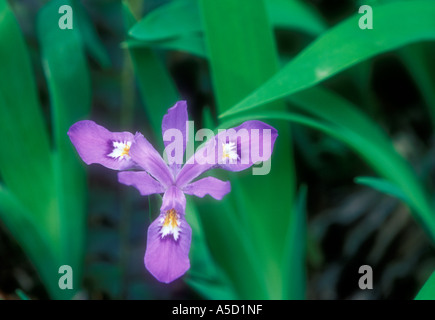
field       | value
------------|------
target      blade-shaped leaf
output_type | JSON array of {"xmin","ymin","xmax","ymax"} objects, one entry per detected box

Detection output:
[
  {"xmin": 127, "ymin": 0, "xmax": 326, "ymax": 53},
  {"xmin": 283, "ymin": 185, "xmax": 307, "ymax": 300},
  {"xmin": 38, "ymin": 0, "xmax": 92, "ymax": 296},
  {"xmin": 355, "ymin": 177, "xmax": 413, "ymax": 209},
  {"xmin": 0, "ymin": 186, "xmax": 59, "ymax": 298},
  {"xmin": 0, "ymin": 0, "xmax": 55, "ymax": 227},
  {"xmin": 220, "ymin": 0, "xmax": 435, "ymax": 118},
  {"xmin": 199, "ymin": 0, "xmax": 296, "ymax": 299},
  {"xmin": 415, "ymin": 271, "xmax": 435, "ymax": 300}
]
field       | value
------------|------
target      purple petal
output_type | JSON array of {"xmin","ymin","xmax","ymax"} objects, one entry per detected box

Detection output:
[
  {"xmin": 67, "ymin": 120, "xmax": 135, "ymax": 170},
  {"xmin": 118, "ymin": 171, "xmax": 166, "ymax": 196},
  {"xmin": 176, "ymin": 120, "xmax": 278, "ymax": 187},
  {"xmin": 162, "ymin": 101, "xmax": 188, "ymax": 176},
  {"xmin": 144, "ymin": 186, "xmax": 191, "ymax": 283},
  {"xmin": 183, "ymin": 177, "xmax": 231, "ymax": 200},
  {"xmin": 145, "ymin": 215, "xmax": 191, "ymax": 284},
  {"xmin": 129, "ymin": 133, "xmax": 174, "ymax": 188},
  {"xmin": 161, "ymin": 185, "xmax": 186, "ymax": 214}
]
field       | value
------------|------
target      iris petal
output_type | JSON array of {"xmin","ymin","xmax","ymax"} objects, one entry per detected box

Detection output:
[
  {"xmin": 129, "ymin": 133, "xmax": 174, "ymax": 187},
  {"xmin": 118, "ymin": 171, "xmax": 166, "ymax": 196},
  {"xmin": 162, "ymin": 101, "xmax": 188, "ymax": 176},
  {"xmin": 145, "ymin": 185, "xmax": 190, "ymax": 283},
  {"xmin": 68, "ymin": 120, "xmax": 135, "ymax": 170},
  {"xmin": 144, "ymin": 214, "xmax": 191, "ymax": 284},
  {"xmin": 183, "ymin": 176, "xmax": 231, "ymax": 200},
  {"xmin": 176, "ymin": 120, "xmax": 278, "ymax": 187}
]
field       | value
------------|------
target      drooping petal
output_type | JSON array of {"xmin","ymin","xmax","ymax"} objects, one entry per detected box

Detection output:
[
  {"xmin": 162, "ymin": 101, "xmax": 188, "ymax": 176},
  {"xmin": 176, "ymin": 120, "xmax": 278, "ymax": 187},
  {"xmin": 145, "ymin": 214, "xmax": 192, "ymax": 284},
  {"xmin": 68, "ymin": 120, "xmax": 135, "ymax": 170},
  {"xmin": 118, "ymin": 171, "xmax": 166, "ymax": 196},
  {"xmin": 144, "ymin": 185, "xmax": 191, "ymax": 283},
  {"xmin": 183, "ymin": 177, "xmax": 231, "ymax": 200},
  {"xmin": 129, "ymin": 133, "xmax": 174, "ymax": 188}
]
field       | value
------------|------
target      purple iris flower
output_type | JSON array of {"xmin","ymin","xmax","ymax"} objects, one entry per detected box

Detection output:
[{"xmin": 68, "ymin": 101, "xmax": 277, "ymax": 283}]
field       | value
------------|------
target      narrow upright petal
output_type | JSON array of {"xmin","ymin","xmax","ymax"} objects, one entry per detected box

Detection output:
[
  {"xmin": 183, "ymin": 177, "xmax": 231, "ymax": 200},
  {"xmin": 162, "ymin": 101, "xmax": 188, "ymax": 176},
  {"xmin": 176, "ymin": 120, "xmax": 278, "ymax": 187},
  {"xmin": 161, "ymin": 185, "xmax": 186, "ymax": 214},
  {"xmin": 118, "ymin": 171, "xmax": 166, "ymax": 196},
  {"xmin": 68, "ymin": 120, "xmax": 135, "ymax": 170},
  {"xmin": 144, "ymin": 185, "xmax": 191, "ymax": 283},
  {"xmin": 129, "ymin": 133, "xmax": 174, "ymax": 188}
]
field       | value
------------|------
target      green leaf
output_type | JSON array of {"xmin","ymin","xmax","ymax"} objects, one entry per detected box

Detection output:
[
  {"xmin": 399, "ymin": 44, "xmax": 435, "ymax": 128},
  {"xmin": 200, "ymin": 0, "xmax": 296, "ymax": 299},
  {"xmin": 0, "ymin": 186, "xmax": 59, "ymax": 298},
  {"xmin": 267, "ymin": 0, "xmax": 326, "ymax": 36},
  {"xmin": 123, "ymin": 35, "xmax": 207, "ymax": 58},
  {"xmin": 355, "ymin": 177, "xmax": 413, "ymax": 209},
  {"xmin": 129, "ymin": 0, "xmax": 201, "ymax": 41},
  {"xmin": 37, "ymin": 0, "xmax": 92, "ymax": 297},
  {"xmin": 220, "ymin": 0, "xmax": 435, "ymax": 118},
  {"xmin": 15, "ymin": 289, "xmax": 31, "ymax": 300},
  {"xmin": 129, "ymin": 0, "xmax": 325, "ymax": 44},
  {"xmin": 185, "ymin": 199, "xmax": 238, "ymax": 300},
  {"xmin": 415, "ymin": 271, "xmax": 435, "ymax": 300},
  {"xmin": 0, "ymin": 0, "xmax": 54, "ymax": 226},
  {"xmin": 283, "ymin": 185, "xmax": 307, "ymax": 300}
]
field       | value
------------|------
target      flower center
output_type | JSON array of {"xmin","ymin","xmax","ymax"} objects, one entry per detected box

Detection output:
[
  {"xmin": 108, "ymin": 141, "xmax": 131, "ymax": 160},
  {"xmin": 160, "ymin": 209, "xmax": 181, "ymax": 240},
  {"xmin": 222, "ymin": 142, "xmax": 239, "ymax": 163}
]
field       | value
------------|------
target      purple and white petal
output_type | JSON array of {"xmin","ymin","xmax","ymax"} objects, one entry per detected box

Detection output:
[
  {"xmin": 68, "ymin": 120, "xmax": 135, "ymax": 170},
  {"xmin": 183, "ymin": 177, "xmax": 231, "ymax": 200},
  {"xmin": 176, "ymin": 121, "xmax": 278, "ymax": 187},
  {"xmin": 118, "ymin": 171, "xmax": 166, "ymax": 196},
  {"xmin": 144, "ymin": 186, "xmax": 191, "ymax": 284},
  {"xmin": 129, "ymin": 133, "xmax": 174, "ymax": 188},
  {"xmin": 162, "ymin": 101, "xmax": 188, "ymax": 176},
  {"xmin": 145, "ymin": 213, "xmax": 191, "ymax": 284}
]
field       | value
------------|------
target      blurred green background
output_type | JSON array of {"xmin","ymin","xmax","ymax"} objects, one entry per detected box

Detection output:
[{"xmin": 1, "ymin": 0, "xmax": 435, "ymax": 300}]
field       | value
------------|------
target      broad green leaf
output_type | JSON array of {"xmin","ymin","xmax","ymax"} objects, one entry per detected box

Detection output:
[
  {"xmin": 268, "ymin": 0, "xmax": 326, "ymax": 35},
  {"xmin": 129, "ymin": 0, "xmax": 201, "ymax": 41},
  {"xmin": 355, "ymin": 177, "xmax": 413, "ymax": 209},
  {"xmin": 200, "ymin": 0, "xmax": 296, "ymax": 299},
  {"xmin": 283, "ymin": 185, "xmax": 307, "ymax": 299},
  {"xmin": 0, "ymin": 0, "xmax": 54, "ymax": 226},
  {"xmin": 220, "ymin": 0, "xmax": 435, "ymax": 118},
  {"xmin": 129, "ymin": 0, "xmax": 325, "ymax": 43},
  {"xmin": 415, "ymin": 271, "xmax": 435, "ymax": 300},
  {"xmin": 38, "ymin": 0, "xmax": 92, "ymax": 297}
]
